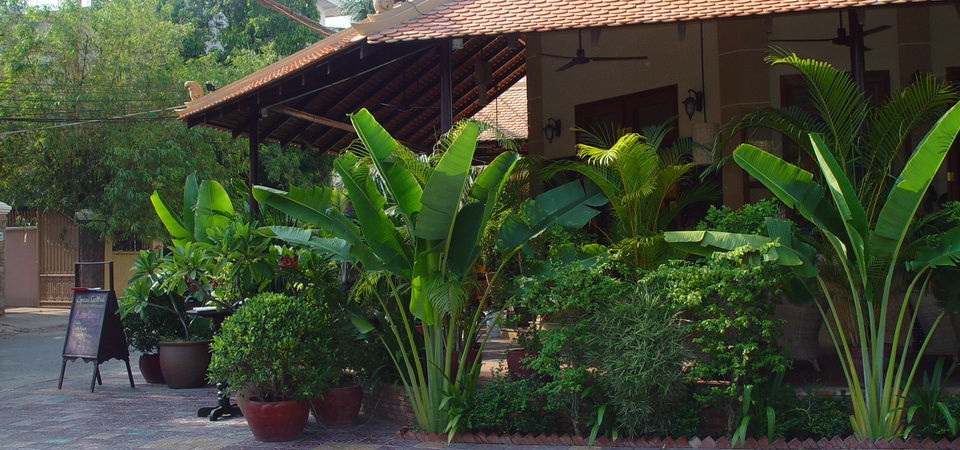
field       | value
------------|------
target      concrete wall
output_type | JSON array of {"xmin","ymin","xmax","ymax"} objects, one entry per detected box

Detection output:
[
  {"xmin": 4, "ymin": 227, "xmax": 39, "ymax": 307},
  {"xmin": 103, "ymin": 242, "xmax": 142, "ymax": 296}
]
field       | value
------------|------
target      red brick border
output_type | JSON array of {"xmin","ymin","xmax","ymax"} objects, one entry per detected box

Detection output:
[{"xmin": 397, "ymin": 428, "xmax": 960, "ymax": 449}]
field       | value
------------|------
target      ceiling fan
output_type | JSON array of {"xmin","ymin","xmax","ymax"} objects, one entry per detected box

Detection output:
[
  {"xmin": 770, "ymin": 10, "xmax": 890, "ymax": 51},
  {"xmin": 540, "ymin": 29, "xmax": 648, "ymax": 72}
]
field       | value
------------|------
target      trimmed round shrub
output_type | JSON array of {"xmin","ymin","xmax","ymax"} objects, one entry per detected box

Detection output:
[{"xmin": 208, "ymin": 292, "xmax": 339, "ymax": 401}]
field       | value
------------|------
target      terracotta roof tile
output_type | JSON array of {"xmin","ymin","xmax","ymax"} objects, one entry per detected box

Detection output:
[
  {"xmin": 368, "ymin": 0, "xmax": 931, "ymax": 43},
  {"xmin": 473, "ymin": 81, "xmax": 527, "ymax": 141},
  {"xmin": 178, "ymin": 29, "xmax": 361, "ymax": 119}
]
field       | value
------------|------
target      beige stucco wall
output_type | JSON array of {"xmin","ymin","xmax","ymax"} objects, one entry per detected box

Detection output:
[
  {"xmin": 527, "ymin": 3, "xmax": 960, "ymax": 165},
  {"xmin": 532, "ymin": 20, "xmax": 721, "ymax": 159},
  {"xmin": 103, "ymin": 242, "xmax": 142, "ymax": 296}
]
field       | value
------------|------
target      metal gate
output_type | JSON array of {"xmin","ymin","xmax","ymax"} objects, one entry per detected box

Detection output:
[{"xmin": 38, "ymin": 212, "xmax": 79, "ymax": 307}]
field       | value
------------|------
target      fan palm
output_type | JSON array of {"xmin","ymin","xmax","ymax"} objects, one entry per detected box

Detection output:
[{"xmin": 548, "ymin": 123, "xmax": 717, "ymax": 268}]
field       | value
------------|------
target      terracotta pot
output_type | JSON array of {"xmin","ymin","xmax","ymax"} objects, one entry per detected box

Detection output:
[
  {"xmin": 244, "ymin": 398, "xmax": 309, "ymax": 442},
  {"xmin": 138, "ymin": 353, "xmax": 165, "ymax": 384},
  {"xmin": 507, "ymin": 348, "xmax": 536, "ymax": 380},
  {"xmin": 449, "ymin": 343, "xmax": 481, "ymax": 381},
  {"xmin": 310, "ymin": 385, "xmax": 363, "ymax": 426},
  {"xmin": 158, "ymin": 340, "xmax": 211, "ymax": 389}
]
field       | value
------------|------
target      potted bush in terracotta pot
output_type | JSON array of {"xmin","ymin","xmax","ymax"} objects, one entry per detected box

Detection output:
[
  {"xmin": 118, "ymin": 266, "xmax": 184, "ymax": 385},
  {"xmin": 209, "ymin": 293, "xmax": 338, "ymax": 442}
]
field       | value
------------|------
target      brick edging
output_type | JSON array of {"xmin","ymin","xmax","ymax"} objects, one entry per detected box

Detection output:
[{"xmin": 397, "ymin": 428, "xmax": 960, "ymax": 448}]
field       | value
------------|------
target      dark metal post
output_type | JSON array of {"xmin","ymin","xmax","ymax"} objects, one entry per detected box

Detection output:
[
  {"xmin": 848, "ymin": 8, "xmax": 866, "ymax": 92},
  {"xmin": 248, "ymin": 115, "xmax": 260, "ymax": 219},
  {"xmin": 439, "ymin": 39, "xmax": 453, "ymax": 133}
]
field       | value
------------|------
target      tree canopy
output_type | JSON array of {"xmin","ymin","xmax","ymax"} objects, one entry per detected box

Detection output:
[{"xmin": 0, "ymin": 0, "xmax": 332, "ymax": 241}]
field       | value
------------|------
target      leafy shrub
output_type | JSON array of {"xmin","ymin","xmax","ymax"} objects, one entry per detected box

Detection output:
[
  {"xmin": 118, "ymin": 281, "xmax": 183, "ymax": 353},
  {"xmin": 583, "ymin": 292, "xmax": 692, "ymax": 436},
  {"xmin": 696, "ymin": 198, "xmax": 782, "ymax": 235},
  {"xmin": 515, "ymin": 253, "xmax": 630, "ymax": 434},
  {"xmin": 209, "ymin": 292, "xmax": 339, "ymax": 401},
  {"xmin": 465, "ymin": 376, "xmax": 557, "ymax": 434},
  {"xmin": 779, "ymin": 394, "xmax": 852, "ymax": 439},
  {"xmin": 644, "ymin": 246, "xmax": 789, "ymax": 410}
]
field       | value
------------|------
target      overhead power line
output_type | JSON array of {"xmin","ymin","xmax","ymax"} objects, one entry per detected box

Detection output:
[{"xmin": 0, "ymin": 106, "xmax": 181, "ymax": 138}]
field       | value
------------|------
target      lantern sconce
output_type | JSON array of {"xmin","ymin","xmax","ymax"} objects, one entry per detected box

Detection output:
[
  {"xmin": 543, "ymin": 118, "xmax": 562, "ymax": 143},
  {"xmin": 682, "ymin": 89, "xmax": 704, "ymax": 120}
]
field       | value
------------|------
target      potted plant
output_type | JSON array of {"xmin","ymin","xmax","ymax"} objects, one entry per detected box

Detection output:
[
  {"xmin": 118, "ymin": 269, "xmax": 184, "ymax": 384},
  {"xmin": 123, "ymin": 246, "xmax": 215, "ymax": 388},
  {"xmin": 209, "ymin": 292, "xmax": 338, "ymax": 442}
]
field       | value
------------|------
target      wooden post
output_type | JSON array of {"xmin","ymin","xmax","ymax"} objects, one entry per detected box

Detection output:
[
  {"xmin": 439, "ymin": 39, "xmax": 453, "ymax": 133},
  {"xmin": 248, "ymin": 115, "xmax": 260, "ymax": 219},
  {"xmin": 848, "ymin": 8, "xmax": 866, "ymax": 92}
]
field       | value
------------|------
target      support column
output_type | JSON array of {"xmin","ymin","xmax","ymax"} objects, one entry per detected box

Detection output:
[
  {"xmin": 896, "ymin": 5, "xmax": 931, "ymax": 88},
  {"xmin": 848, "ymin": 8, "xmax": 867, "ymax": 92},
  {"xmin": 716, "ymin": 16, "xmax": 771, "ymax": 208},
  {"xmin": 439, "ymin": 39, "xmax": 453, "ymax": 133},
  {"xmin": 525, "ymin": 32, "xmax": 545, "ymax": 159},
  {"xmin": 0, "ymin": 202, "xmax": 8, "ymax": 316},
  {"xmin": 248, "ymin": 115, "xmax": 261, "ymax": 219}
]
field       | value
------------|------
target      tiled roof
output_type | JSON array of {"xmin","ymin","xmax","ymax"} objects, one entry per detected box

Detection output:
[
  {"xmin": 474, "ymin": 80, "xmax": 527, "ymax": 141},
  {"xmin": 178, "ymin": 29, "xmax": 361, "ymax": 118},
  {"xmin": 366, "ymin": 0, "xmax": 931, "ymax": 43}
]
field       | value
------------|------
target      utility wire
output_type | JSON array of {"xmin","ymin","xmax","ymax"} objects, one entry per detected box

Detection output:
[{"xmin": 0, "ymin": 106, "xmax": 181, "ymax": 137}]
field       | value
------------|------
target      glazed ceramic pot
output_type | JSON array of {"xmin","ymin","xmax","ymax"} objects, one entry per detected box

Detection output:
[
  {"xmin": 158, "ymin": 340, "xmax": 211, "ymax": 389},
  {"xmin": 310, "ymin": 385, "xmax": 363, "ymax": 426},
  {"xmin": 138, "ymin": 353, "xmax": 165, "ymax": 384},
  {"xmin": 244, "ymin": 399, "xmax": 310, "ymax": 442}
]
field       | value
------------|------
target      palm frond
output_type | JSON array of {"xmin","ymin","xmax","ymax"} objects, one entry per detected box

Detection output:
[
  {"xmin": 575, "ymin": 122, "xmax": 629, "ymax": 148},
  {"xmin": 859, "ymin": 74, "xmax": 958, "ymax": 218},
  {"xmin": 767, "ymin": 50, "xmax": 869, "ymax": 166}
]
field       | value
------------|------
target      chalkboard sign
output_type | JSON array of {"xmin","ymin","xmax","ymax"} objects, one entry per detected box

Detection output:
[
  {"xmin": 63, "ymin": 290, "xmax": 110, "ymax": 358},
  {"xmin": 58, "ymin": 261, "xmax": 135, "ymax": 392}
]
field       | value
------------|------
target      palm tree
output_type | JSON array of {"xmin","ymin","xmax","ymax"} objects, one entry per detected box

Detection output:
[
  {"xmin": 548, "ymin": 122, "xmax": 717, "ymax": 268},
  {"xmin": 336, "ymin": 0, "xmax": 374, "ymax": 22},
  {"xmin": 717, "ymin": 50, "xmax": 957, "ymax": 223}
]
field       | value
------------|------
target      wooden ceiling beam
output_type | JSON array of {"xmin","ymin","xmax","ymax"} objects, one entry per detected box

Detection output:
[
  {"xmin": 270, "ymin": 105, "xmax": 355, "ymax": 132},
  {"xmin": 409, "ymin": 46, "xmax": 525, "ymax": 145},
  {"xmin": 394, "ymin": 37, "xmax": 511, "ymax": 143}
]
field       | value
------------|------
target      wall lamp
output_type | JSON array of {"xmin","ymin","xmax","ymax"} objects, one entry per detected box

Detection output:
[
  {"xmin": 682, "ymin": 89, "xmax": 704, "ymax": 120},
  {"xmin": 543, "ymin": 118, "xmax": 562, "ymax": 143}
]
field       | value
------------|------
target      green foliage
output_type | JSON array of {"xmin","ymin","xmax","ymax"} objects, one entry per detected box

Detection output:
[
  {"xmin": 697, "ymin": 199, "xmax": 782, "ymax": 235},
  {"xmin": 119, "ymin": 248, "xmax": 192, "ymax": 340},
  {"xmin": 338, "ymin": 0, "xmax": 374, "ymax": 22},
  {"xmin": 464, "ymin": 376, "xmax": 558, "ymax": 435},
  {"xmin": 906, "ymin": 359, "xmax": 958, "ymax": 439},
  {"xmin": 644, "ymin": 247, "xmax": 789, "ymax": 404},
  {"xmin": 582, "ymin": 292, "xmax": 692, "ymax": 437},
  {"xmin": 118, "ymin": 275, "xmax": 184, "ymax": 353},
  {"xmin": 208, "ymin": 292, "xmax": 339, "ymax": 401},
  {"xmin": 162, "ymin": 0, "xmax": 321, "ymax": 59},
  {"xmin": 778, "ymin": 394, "xmax": 852, "ymax": 439},
  {"xmin": 717, "ymin": 101, "xmax": 960, "ymax": 439},
  {"xmin": 254, "ymin": 110, "xmax": 607, "ymax": 433},
  {"xmin": 548, "ymin": 122, "xmax": 718, "ymax": 268},
  {"xmin": 0, "ymin": 1, "xmax": 330, "ymax": 243}
]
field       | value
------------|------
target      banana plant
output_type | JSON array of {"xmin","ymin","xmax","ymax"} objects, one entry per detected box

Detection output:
[
  {"xmin": 253, "ymin": 108, "xmax": 608, "ymax": 433},
  {"xmin": 666, "ymin": 102, "xmax": 960, "ymax": 439},
  {"xmin": 150, "ymin": 173, "xmax": 235, "ymax": 245}
]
